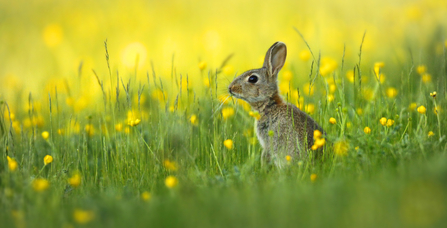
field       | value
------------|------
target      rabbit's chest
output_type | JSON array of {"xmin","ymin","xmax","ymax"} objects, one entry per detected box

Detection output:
[{"xmin": 256, "ymin": 115, "xmax": 293, "ymax": 149}]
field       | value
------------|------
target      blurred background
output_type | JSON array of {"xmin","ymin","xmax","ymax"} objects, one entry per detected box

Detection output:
[{"xmin": 1, "ymin": 0, "xmax": 446, "ymax": 105}]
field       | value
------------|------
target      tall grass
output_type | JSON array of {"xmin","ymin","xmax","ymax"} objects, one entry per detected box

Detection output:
[{"xmin": 1, "ymin": 37, "xmax": 447, "ymax": 228}]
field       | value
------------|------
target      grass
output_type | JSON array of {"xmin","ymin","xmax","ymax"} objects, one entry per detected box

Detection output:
[{"xmin": 1, "ymin": 37, "xmax": 447, "ymax": 228}]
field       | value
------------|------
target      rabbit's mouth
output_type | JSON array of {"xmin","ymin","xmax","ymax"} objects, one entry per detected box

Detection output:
[{"xmin": 228, "ymin": 87, "xmax": 242, "ymax": 99}]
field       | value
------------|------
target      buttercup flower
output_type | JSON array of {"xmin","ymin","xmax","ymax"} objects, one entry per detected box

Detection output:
[
  {"xmin": 163, "ymin": 160, "xmax": 178, "ymax": 171},
  {"xmin": 7, "ymin": 156, "xmax": 18, "ymax": 171},
  {"xmin": 221, "ymin": 107, "xmax": 235, "ymax": 120},
  {"xmin": 364, "ymin": 127, "xmax": 371, "ymax": 134},
  {"xmin": 44, "ymin": 155, "xmax": 53, "ymax": 165},
  {"xmin": 42, "ymin": 131, "xmax": 49, "ymax": 140},
  {"xmin": 416, "ymin": 65, "xmax": 426, "ymax": 74},
  {"xmin": 334, "ymin": 140, "xmax": 349, "ymax": 157},
  {"xmin": 417, "ymin": 106, "xmax": 426, "ymax": 114},
  {"xmin": 313, "ymin": 130, "xmax": 322, "ymax": 139},
  {"xmin": 329, "ymin": 117, "xmax": 336, "ymax": 124},
  {"xmin": 165, "ymin": 176, "xmax": 178, "ymax": 188},
  {"xmin": 310, "ymin": 174, "xmax": 317, "ymax": 182},
  {"xmin": 223, "ymin": 139, "xmax": 233, "ymax": 150},
  {"xmin": 73, "ymin": 209, "xmax": 95, "ymax": 224},
  {"xmin": 430, "ymin": 91, "xmax": 437, "ymax": 98},
  {"xmin": 249, "ymin": 111, "xmax": 261, "ymax": 120},
  {"xmin": 386, "ymin": 119, "xmax": 394, "ymax": 127},
  {"xmin": 190, "ymin": 114, "xmax": 198, "ymax": 125},
  {"xmin": 198, "ymin": 61, "xmax": 207, "ymax": 70},
  {"xmin": 32, "ymin": 178, "xmax": 49, "ymax": 192},
  {"xmin": 68, "ymin": 174, "xmax": 81, "ymax": 188},
  {"xmin": 380, "ymin": 117, "xmax": 387, "ymax": 126},
  {"xmin": 141, "ymin": 191, "xmax": 151, "ymax": 201}
]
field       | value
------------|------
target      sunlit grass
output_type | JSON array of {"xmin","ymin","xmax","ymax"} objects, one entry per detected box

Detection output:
[{"xmin": 1, "ymin": 0, "xmax": 447, "ymax": 227}]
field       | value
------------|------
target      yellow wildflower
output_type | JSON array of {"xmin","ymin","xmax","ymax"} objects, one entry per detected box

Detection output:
[
  {"xmin": 57, "ymin": 129, "xmax": 65, "ymax": 135},
  {"xmin": 85, "ymin": 124, "xmax": 94, "ymax": 136},
  {"xmin": 315, "ymin": 138, "xmax": 326, "ymax": 148},
  {"xmin": 249, "ymin": 137, "xmax": 257, "ymax": 145},
  {"xmin": 32, "ymin": 178, "xmax": 49, "ymax": 192},
  {"xmin": 329, "ymin": 84, "xmax": 337, "ymax": 94},
  {"xmin": 42, "ymin": 131, "xmax": 50, "ymax": 140},
  {"xmin": 417, "ymin": 106, "xmax": 426, "ymax": 114},
  {"xmin": 68, "ymin": 174, "xmax": 81, "ymax": 188},
  {"xmin": 249, "ymin": 111, "xmax": 261, "ymax": 120},
  {"xmin": 356, "ymin": 108, "xmax": 363, "ymax": 115},
  {"xmin": 141, "ymin": 191, "xmax": 151, "ymax": 201},
  {"xmin": 223, "ymin": 139, "xmax": 233, "ymax": 150},
  {"xmin": 299, "ymin": 50, "xmax": 311, "ymax": 61},
  {"xmin": 305, "ymin": 104, "xmax": 315, "ymax": 114},
  {"xmin": 285, "ymin": 155, "xmax": 292, "ymax": 162},
  {"xmin": 434, "ymin": 106, "xmax": 440, "ymax": 114},
  {"xmin": 128, "ymin": 118, "xmax": 141, "ymax": 127},
  {"xmin": 221, "ymin": 107, "xmax": 235, "ymax": 120},
  {"xmin": 329, "ymin": 117, "xmax": 336, "ymax": 125},
  {"xmin": 311, "ymin": 145, "xmax": 318, "ymax": 151},
  {"xmin": 282, "ymin": 70, "xmax": 293, "ymax": 81},
  {"xmin": 364, "ymin": 127, "xmax": 371, "ymax": 134},
  {"xmin": 7, "ymin": 156, "xmax": 18, "ymax": 172},
  {"xmin": 386, "ymin": 87, "xmax": 398, "ymax": 98},
  {"xmin": 223, "ymin": 65, "xmax": 234, "ymax": 75},
  {"xmin": 334, "ymin": 140, "xmax": 349, "ymax": 157},
  {"xmin": 165, "ymin": 176, "xmax": 178, "ymax": 188},
  {"xmin": 421, "ymin": 73, "xmax": 431, "ymax": 83},
  {"xmin": 346, "ymin": 70, "xmax": 355, "ymax": 83},
  {"xmin": 416, "ymin": 65, "xmax": 426, "ymax": 75},
  {"xmin": 203, "ymin": 78, "xmax": 210, "ymax": 87},
  {"xmin": 375, "ymin": 73, "xmax": 386, "ymax": 84},
  {"xmin": 73, "ymin": 209, "xmax": 95, "ymax": 224},
  {"xmin": 409, "ymin": 103, "xmax": 417, "ymax": 111},
  {"xmin": 428, "ymin": 131, "xmax": 435, "ymax": 137},
  {"xmin": 218, "ymin": 95, "xmax": 231, "ymax": 104},
  {"xmin": 43, "ymin": 23, "xmax": 63, "ymax": 47},
  {"xmin": 430, "ymin": 91, "xmax": 437, "ymax": 98},
  {"xmin": 190, "ymin": 114, "xmax": 198, "ymax": 125},
  {"xmin": 43, "ymin": 155, "xmax": 53, "ymax": 165},
  {"xmin": 310, "ymin": 174, "xmax": 317, "ymax": 182},
  {"xmin": 279, "ymin": 82, "xmax": 290, "ymax": 94},
  {"xmin": 151, "ymin": 89, "xmax": 165, "ymax": 101},
  {"xmin": 380, "ymin": 117, "xmax": 387, "ymax": 126},
  {"xmin": 115, "ymin": 123, "xmax": 123, "ymax": 132},
  {"xmin": 163, "ymin": 160, "xmax": 178, "ymax": 171},
  {"xmin": 303, "ymin": 83, "xmax": 315, "ymax": 96},
  {"xmin": 313, "ymin": 130, "xmax": 322, "ymax": 139},
  {"xmin": 319, "ymin": 57, "xmax": 338, "ymax": 76},
  {"xmin": 198, "ymin": 61, "xmax": 207, "ymax": 70},
  {"xmin": 386, "ymin": 119, "xmax": 395, "ymax": 127},
  {"xmin": 374, "ymin": 62, "xmax": 385, "ymax": 75},
  {"xmin": 362, "ymin": 88, "xmax": 375, "ymax": 101}
]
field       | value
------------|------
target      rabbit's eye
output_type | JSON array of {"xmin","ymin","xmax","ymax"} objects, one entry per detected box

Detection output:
[{"xmin": 248, "ymin": 75, "xmax": 258, "ymax": 83}]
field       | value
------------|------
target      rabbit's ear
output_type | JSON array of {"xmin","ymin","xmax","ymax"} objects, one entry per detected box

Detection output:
[{"xmin": 263, "ymin": 42, "xmax": 287, "ymax": 78}]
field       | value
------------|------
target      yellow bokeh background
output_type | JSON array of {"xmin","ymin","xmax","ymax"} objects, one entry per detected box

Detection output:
[{"xmin": 1, "ymin": 0, "xmax": 446, "ymax": 104}]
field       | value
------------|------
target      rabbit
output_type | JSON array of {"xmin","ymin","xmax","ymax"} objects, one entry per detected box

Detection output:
[{"xmin": 228, "ymin": 41, "xmax": 324, "ymax": 165}]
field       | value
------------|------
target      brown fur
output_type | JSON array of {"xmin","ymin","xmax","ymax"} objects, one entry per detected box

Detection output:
[{"xmin": 228, "ymin": 42, "xmax": 324, "ymax": 166}]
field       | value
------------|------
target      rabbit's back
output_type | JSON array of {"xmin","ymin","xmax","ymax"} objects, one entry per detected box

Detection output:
[{"xmin": 256, "ymin": 102, "xmax": 322, "ymax": 158}]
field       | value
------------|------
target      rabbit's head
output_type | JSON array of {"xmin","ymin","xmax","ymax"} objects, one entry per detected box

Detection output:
[{"xmin": 228, "ymin": 42, "xmax": 287, "ymax": 104}]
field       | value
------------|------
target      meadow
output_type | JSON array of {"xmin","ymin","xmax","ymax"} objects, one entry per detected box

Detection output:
[{"xmin": 1, "ymin": 0, "xmax": 447, "ymax": 227}]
